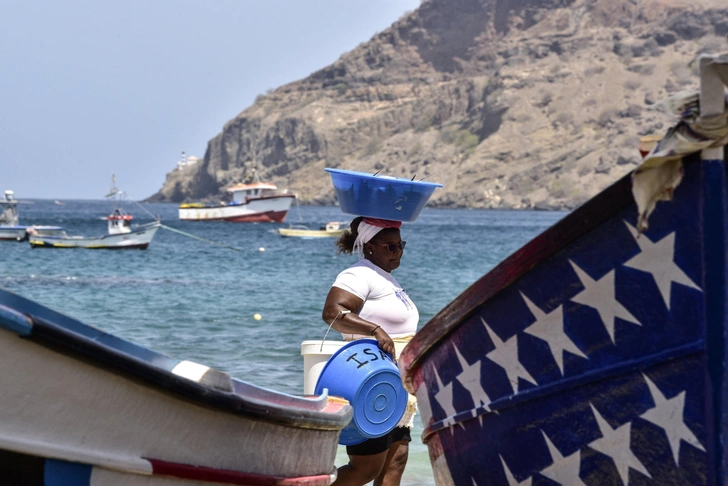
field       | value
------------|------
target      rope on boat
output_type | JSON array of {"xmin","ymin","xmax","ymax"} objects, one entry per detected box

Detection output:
[
  {"xmin": 159, "ymin": 224, "xmax": 243, "ymax": 252},
  {"xmin": 125, "ymin": 195, "xmax": 243, "ymax": 252}
]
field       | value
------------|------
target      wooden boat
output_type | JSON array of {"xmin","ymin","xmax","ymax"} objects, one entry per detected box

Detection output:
[
  {"xmin": 278, "ymin": 221, "xmax": 349, "ymax": 238},
  {"xmin": 399, "ymin": 53, "xmax": 728, "ymax": 485},
  {"xmin": 0, "ymin": 190, "xmax": 64, "ymax": 241},
  {"xmin": 30, "ymin": 178, "xmax": 160, "ymax": 250},
  {"xmin": 0, "ymin": 286, "xmax": 352, "ymax": 485},
  {"xmin": 29, "ymin": 208, "xmax": 160, "ymax": 249},
  {"xmin": 179, "ymin": 171, "xmax": 295, "ymax": 223}
]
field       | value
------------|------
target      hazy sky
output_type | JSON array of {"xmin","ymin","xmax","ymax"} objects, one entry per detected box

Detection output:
[{"xmin": 1, "ymin": 0, "xmax": 420, "ymax": 200}]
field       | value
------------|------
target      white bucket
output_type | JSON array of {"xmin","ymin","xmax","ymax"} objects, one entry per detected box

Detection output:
[{"xmin": 301, "ymin": 340, "xmax": 346, "ymax": 395}]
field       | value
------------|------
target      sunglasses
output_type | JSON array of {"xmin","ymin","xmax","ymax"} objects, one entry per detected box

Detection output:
[{"xmin": 372, "ymin": 241, "xmax": 407, "ymax": 252}]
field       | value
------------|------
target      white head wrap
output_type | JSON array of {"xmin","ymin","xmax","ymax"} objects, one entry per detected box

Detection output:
[{"xmin": 353, "ymin": 221, "xmax": 384, "ymax": 260}]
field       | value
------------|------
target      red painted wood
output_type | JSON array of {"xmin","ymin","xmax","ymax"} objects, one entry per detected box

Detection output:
[{"xmin": 148, "ymin": 458, "xmax": 334, "ymax": 486}]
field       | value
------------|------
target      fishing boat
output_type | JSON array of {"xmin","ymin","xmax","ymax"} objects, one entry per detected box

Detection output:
[
  {"xmin": 29, "ymin": 177, "xmax": 161, "ymax": 250},
  {"xmin": 0, "ymin": 190, "xmax": 64, "ymax": 241},
  {"xmin": 29, "ymin": 208, "xmax": 161, "ymax": 250},
  {"xmin": 179, "ymin": 170, "xmax": 296, "ymax": 223},
  {"xmin": 0, "ymin": 286, "xmax": 352, "ymax": 485},
  {"xmin": 399, "ymin": 53, "xmax": 728, "ymax": 485},
  {"xmin": 278, "ymin": 221, "xmax": 349, "ymax": 238}
]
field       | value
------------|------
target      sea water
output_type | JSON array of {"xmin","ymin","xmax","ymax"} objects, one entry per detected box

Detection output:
[{"xmin": 0, "ymin": 199, "xmax": 567, "ymax": 485}]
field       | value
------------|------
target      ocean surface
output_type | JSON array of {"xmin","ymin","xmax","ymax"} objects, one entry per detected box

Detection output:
[{"xmin": 0, "ymin": 199, "xmax": 567, "ymax": 485}]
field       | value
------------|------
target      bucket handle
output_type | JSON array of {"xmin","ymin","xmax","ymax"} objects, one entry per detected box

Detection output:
[{"xmin": 320, "ymin": 310, "xmax": 351, "ymax": 352}]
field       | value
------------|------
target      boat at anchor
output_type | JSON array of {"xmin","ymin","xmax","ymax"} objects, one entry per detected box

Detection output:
[
  {"xmin": 29, "ymin": 178, "xmax": 160, "ymax": 250},
  {"xmin": 0, "ymin": 190, "xmax": 64, "ymax": 242},
  {"xmin": 179, "ymin": 171, "xmax": 295, "ymax": 223},
  {"xmin": 278, "ymin": 221, "xmax": 349, "ymax": 238},
  {"xmin": 29, "ymin": 208, "xmax": 160, "ymax": 250}
]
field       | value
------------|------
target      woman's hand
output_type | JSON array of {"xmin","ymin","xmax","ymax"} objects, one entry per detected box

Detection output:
[{"xmin": 372, "ymin": 327, "xmax": 396, "ymax": 360}]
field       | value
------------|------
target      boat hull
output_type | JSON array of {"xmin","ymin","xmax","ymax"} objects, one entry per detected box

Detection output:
[
  {"xmin": 179, "ymin": 195, "xmax": 295, "ymax": 223},
  {"xmin": 0, "ymin": 226, "xmax": 28, "ymax": 241},
  {"xmin": 400, "ymin": 153, "xmax": 723, "ymax": 485},
  {"xmin": 29, "ymin": 223, "xmax": 160, "ymax": 249},
  {"xmin": 0, "ymin": 287, "xmax": 352, "ymax": 485},
  {"xmin": 278, "ymin": 228, "xmax": 347, "ymax": 238},
  {"xmin": 0, "ymin": 449, "xmax": 338, "ymax": 486}
]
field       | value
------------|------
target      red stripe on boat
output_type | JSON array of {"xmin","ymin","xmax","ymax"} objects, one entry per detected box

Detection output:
[{"xmin": 147, "ymin": 458, "xmax": 334, "ymax": 486}]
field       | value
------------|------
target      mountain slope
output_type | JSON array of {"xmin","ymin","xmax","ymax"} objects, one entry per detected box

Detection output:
[{"xmin": 148, "ymin": 0, "xmax": 728, "ymax": 210}]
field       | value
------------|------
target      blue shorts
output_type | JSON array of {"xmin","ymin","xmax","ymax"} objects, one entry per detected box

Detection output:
[{"xmin": 346, "ymin": 426, "xmax": 412, "ymax": 456}]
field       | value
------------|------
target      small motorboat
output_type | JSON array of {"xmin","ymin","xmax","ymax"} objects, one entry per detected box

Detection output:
[
  {"xmin": 278, "ymin": 221, "xmax": 349, "ymax": 238},
  {"xmin": 29, "ymin": 177, "xmax": 160, "ymax": 250},
  {"xmin": 0, "ymin": 286, "xmax": 352, "ymax": 484},
  {"xmin": 0, "ymin": 190, "xmax": 64, "ymax": 241},
  {"xmin": 29, "ymin": 208, "xmax": 160, "ymax": 250}
]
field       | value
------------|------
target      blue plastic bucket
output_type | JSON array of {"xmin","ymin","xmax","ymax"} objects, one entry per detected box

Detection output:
[
  {"xmin": 314, "ymin": 339, "xmax": 408, "ymax": 445},
  {"xmin": 325, "ymin": 168, "xmax": 442, "ymax": 222}
]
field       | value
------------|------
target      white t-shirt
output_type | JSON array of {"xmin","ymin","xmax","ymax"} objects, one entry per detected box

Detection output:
[{"xmin": 332, "ymin": 259, "xmax": 419, "ymax": 339}]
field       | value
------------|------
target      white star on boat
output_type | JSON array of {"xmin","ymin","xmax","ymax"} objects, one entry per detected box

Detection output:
[
  {"xmin": 521, "ymin": 292, "xmax": 587, "ymax": 375},
  {"xmin": 433, "ymin": 366, "xmax": 459, "ymax": 433},
  {"xmin": 588, "ymin": 403, "xmax": 651, "ymax": 484},
  {"xmin": 500, "ymin": 455, "xmax": 532, "ymax": 486},
  {"xmin": 453, "ymin": 345, "xmax": 491, "ymax": 425},
  {"xmin": 569, "ymin": 260, "xmax": 641, "ymax": 343},
  {"xmin": 539, "ymin": 431, "xmax": 586, "ymax": 485},
  {"xmin": 482, "ymin": 317, "xmax": 537, "ymax": 392},
  {"xmin": 640, "ymin": 374, "xmax": 705, "ymax": 465},
  {"xmin": 623, "ymin": 222, "xmax": 701, "ymax": 310}
]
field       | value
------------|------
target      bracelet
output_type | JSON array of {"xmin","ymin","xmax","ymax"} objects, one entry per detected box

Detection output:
[{"xmin": 370, "ymin": 326, "xmax": 381, "ymax": 335}]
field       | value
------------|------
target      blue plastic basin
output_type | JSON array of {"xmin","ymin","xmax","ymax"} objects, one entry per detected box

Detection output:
[
  {"xmin": 325, "ymin": 168, "xmax": 442, "ymax": 222},
  {"xmin": 314, "ymin": 339, "xmax": 408, "ymax": 445}
]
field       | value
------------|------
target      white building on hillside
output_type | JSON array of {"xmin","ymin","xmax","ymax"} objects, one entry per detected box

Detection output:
[{"xmin": 176, "ymin": 151, "xmax": 200, "ymax": 171}]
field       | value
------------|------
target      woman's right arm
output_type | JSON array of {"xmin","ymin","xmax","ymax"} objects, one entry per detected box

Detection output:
[{"xmin": 322, "ymin": 287, "xmax": 395, "ymax": 356}]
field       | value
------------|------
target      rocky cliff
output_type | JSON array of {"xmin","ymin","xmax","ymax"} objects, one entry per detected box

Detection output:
[{"xmin": 148, "ymin": 0, "xmax": 728, "ymax": 210}]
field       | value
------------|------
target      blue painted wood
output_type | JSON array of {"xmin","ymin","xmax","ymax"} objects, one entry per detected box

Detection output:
[
  {"xmin": 702, "ymin": 158, "xmax": 728, "ymax": 486},
  {"xmin": 405, "ymin": 154, "xmax": 724, "ymax": 484},
  {"xmin": 44, "ymin": 459, "xmax": 91, "ymax": 485},
  {"xmin": 0, "ymin": 303, "xmax": 32, "ymax": 336}
]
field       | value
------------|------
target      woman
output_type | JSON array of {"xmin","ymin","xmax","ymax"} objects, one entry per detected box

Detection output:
[{"xmin": 322, "ymin": 216, "xmax": 418, "ymax": 486}]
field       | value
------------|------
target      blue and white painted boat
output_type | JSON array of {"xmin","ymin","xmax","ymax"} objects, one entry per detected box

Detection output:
[
  {"xmin": 179, "ymin": 170, "xmax": 295, "ymax": 223},
  {"xmin": 0, "ymin": 287, "xmax": 352, "ymax": 485},
  {"xmin": 399, "ymin": 53, "xmax": 728, "ymax": 485},
  {"xmin": 0, "ymin": 190, "xmax": 63, "ymax": 241},
  {"xmin": 29, "ymin": 208, "xmax": 161, "ymax": 250},
  {"xmin": 29, "ymin": 179, "xmax": 159, "ymax": 250}
]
